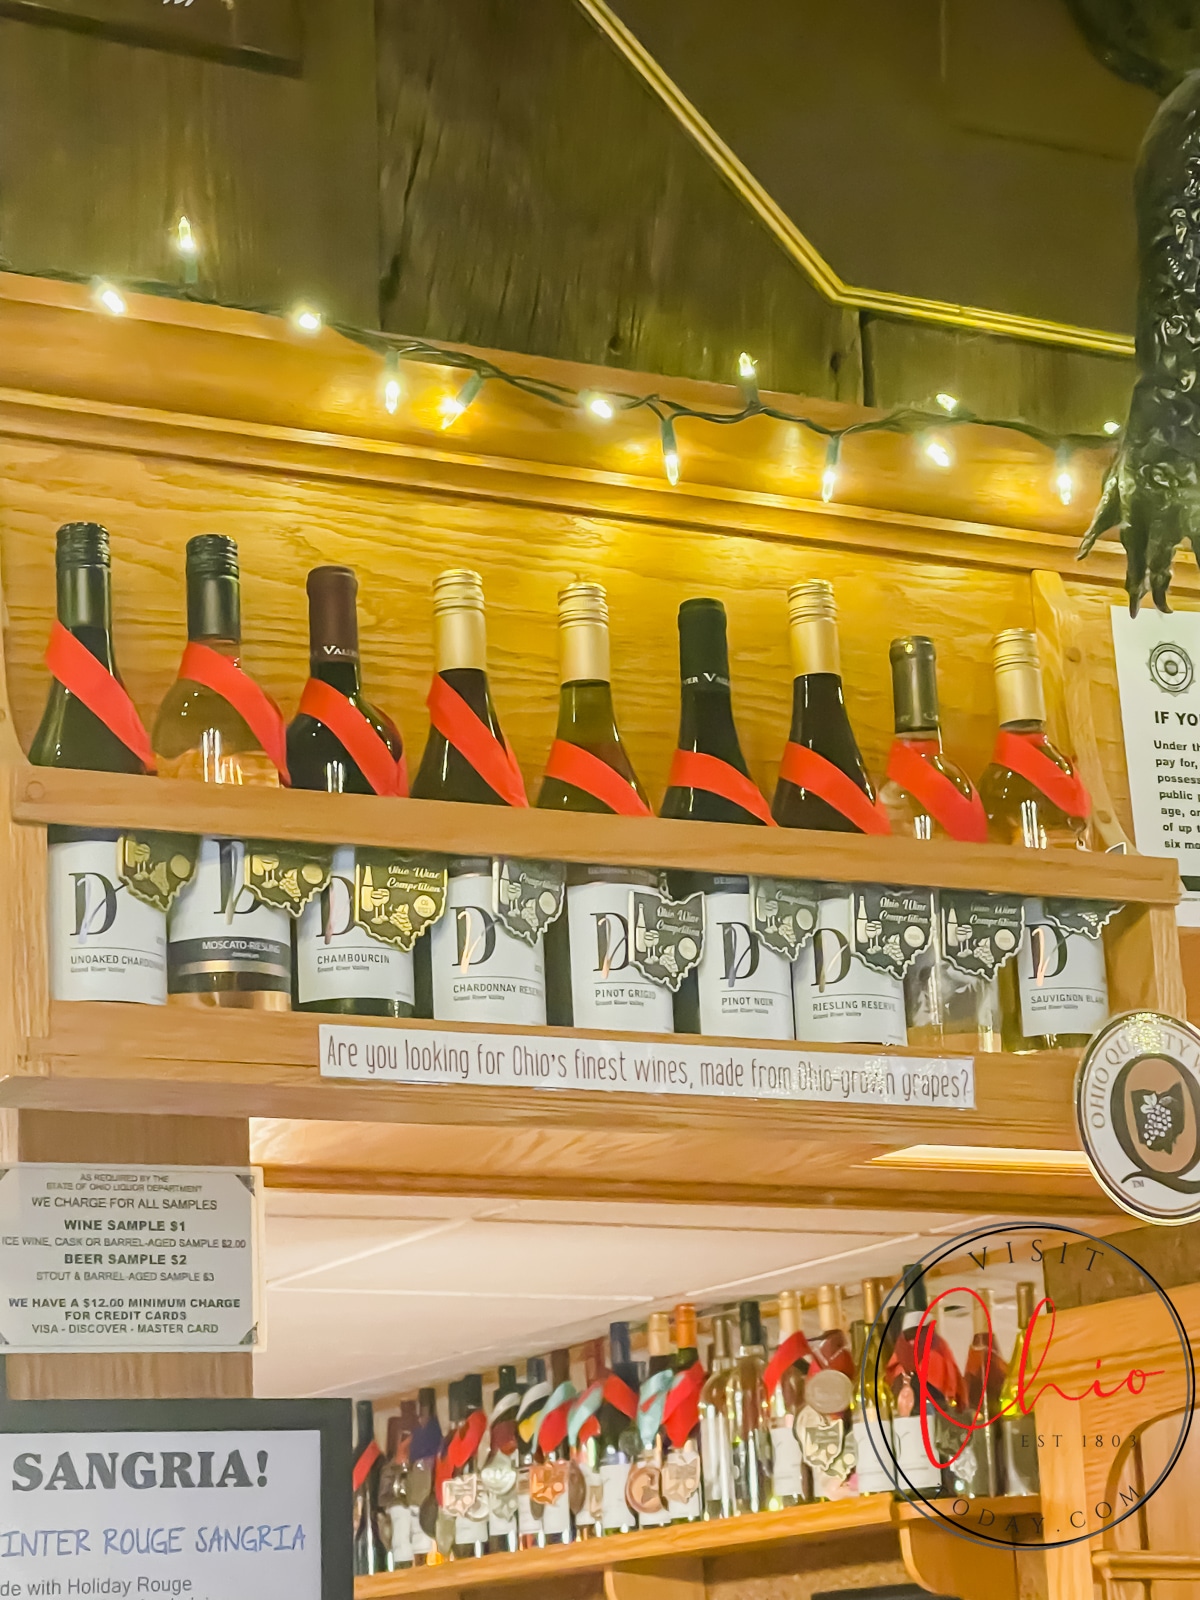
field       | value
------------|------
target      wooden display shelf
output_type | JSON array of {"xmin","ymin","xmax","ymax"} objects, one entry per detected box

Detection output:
[
  {"xmin": 353, "ymin": 1496, "xmax": 1043, "ymax": 1599},
  {"xmin": 11, "ymin": 764, "xmax": 1179, "ymax": 902}
]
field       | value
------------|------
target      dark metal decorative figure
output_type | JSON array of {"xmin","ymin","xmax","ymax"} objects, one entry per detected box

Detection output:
[{"xmin": 1079, "ymin": 69, "xmax": 1200, "ymax": 612}]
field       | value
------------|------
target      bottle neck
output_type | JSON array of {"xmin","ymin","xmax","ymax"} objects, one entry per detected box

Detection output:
[
  {"xmin": 788, "ymin": 672, "xmax": 851, "ymax": 739},
  {"xmin": 678, "ymin": 682, "xmax": 742, "ymax": 758},
  {"xmin": 57, "ymin": 564, "xmax": 115, "ymax": 668},
  {"xmin": 559, "ymin": 619, "xmax": 610, "ymax": 685},
  {"xmin": 555, "ymin": 679, "xmax": 620, "ymax": 741},
  {"xmin": 999, "ymin": 716, "xmax": 1046, "ymax": 735},
  {"xmin": 309, "ymin": 654, "xmax": 362, "ymax": 695},
  {"xmin": 187, "ymin": 572, "xmax": 241, "ymax": 645},
  {"xmin": 435, "ymin": 608, "xmax": 486, "ymax": 673}
]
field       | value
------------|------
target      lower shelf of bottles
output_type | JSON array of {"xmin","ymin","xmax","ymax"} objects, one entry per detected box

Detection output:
[{"xmin": 353, "ymin": 1495, "xmax": 1042, "ymax": 1596}]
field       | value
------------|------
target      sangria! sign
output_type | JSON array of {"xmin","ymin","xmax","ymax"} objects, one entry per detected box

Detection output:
[{"xmin": 863, "ymin": 1223, "xmax": 1194, "ymax": 1550}]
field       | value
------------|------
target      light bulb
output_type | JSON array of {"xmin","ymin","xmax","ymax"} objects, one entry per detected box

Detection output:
[
  {"xmin": 1103, "ymin": 419, "xmax": 1121, "ymax": 435},
  {"xmin": 821, "ymin": 465, "xmax": 837, "ymax": 503},
  {"xmin": 660, "ymin": 416, "xmax": 681, "ymax": 486},
  {"xmin": 585, "ymin": 393, "xmax": 614, "ymax": 420},
  {"xmin": 925, "ymin": 438, "xmax": 952, "ymax": 468},
  {"xmin": 1057, "ymin": 469, "xmax": 1073, "ymax": 506},
  {"xmin": 935, "ymin": 392, "xmax": 958, "ymax": 413},
  {"xmin": 440, "ymin": 371, "xmax": 483, "ymax": 427},
  {"xmin": 94, "ymin": 282, "xmax": 126, "ymax": 316},
  {"xmin": 738, "ymin": 352, "xmax": 757, "ymax": 380},
  {"xmin": 291, "ymin": 305, "xmax": 322, "ymax": 334},
  {"xmin": 175, "ymin": 216, "xmax": 198, "ymax": 257},
  {"xmin": 384, "ymin": 377, "xmax": 402, "ymax": 415}
]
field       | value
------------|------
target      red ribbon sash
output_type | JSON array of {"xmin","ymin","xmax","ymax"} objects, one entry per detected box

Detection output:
[
  {"xmin": 667, "ymin": 749, "xmax": 776, "ymax": 826},
  {"xmin": 887, "ymin": 1327, "xmax": 966, "ymax": 1410},
  {"xmin": 777, "ymin": 743, "xmax": 890, "ymax": 835},
  {"xmin": 297, "ymin": 677, "xmax": 408, "ymax": 797},
  {"xmin": 427, "ymin": 675, "xmax": 527, "ymax": 808},
  {"xmin": 885, "ymin": 739, "xmax": 987, "ymax": 844},
  {"xmin": 662, "ymin": 1362, "xmax": 708, "ymax": 1448},
  {"xmin": 993, "ymin": 730, "xmax": 1091, "ymax": 820},
  {"xmin": 543, "ymin": 739, "xmax": 651, "ymax": 816},
  {"xmin": 602, "ymin": 1373, "xmax": 639, "ymax": 1419},
  {"xmin": 177, "ymin": 641, "xmax": 290, "ymax": 784},
  {"xmin": 351, "ymin": 1439, "xmax": 382, "ymax": 1492},
  {"xmin": 45, "ymin": 621, "xmax": 155, "ymax": 771},
  {"xmin": 536, "ymin": 1397, "xmax": 574, "ymax": 1455},
  {"xmin": 764, "ymin": 1329, "xmax": 815, "ymax": 1398},
  {"xmin": 435, "ymin": 1409, "xmax": 488, "ymax": 1493}
]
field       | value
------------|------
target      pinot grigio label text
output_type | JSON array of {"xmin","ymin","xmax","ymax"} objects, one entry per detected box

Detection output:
[
  {"xmin": 319, "ymin": 1024, "xmax": 974, "ymax": 1109},
  {"xmin": 0, "ymin": 1164, "xmax": 262, "ymax": 1352}
]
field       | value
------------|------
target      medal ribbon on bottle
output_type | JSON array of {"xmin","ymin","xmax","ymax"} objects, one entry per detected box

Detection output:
[
  {"xmin": 764, "ymin": 1328, "xmax": 815, "ymax": 1399},
  {"xmin": 661, "ymin": 1363, "xmax": 708, "ymax": 1450},
  {"xmin": 44, "ymin": 620, "xmax": 156, "ymax": 771},
  {"xmin": 885, "ymin": 1322, "xmax": 967, "ymax": 1410},
  {"xmin": 885, "ymin": 738, "xmax": 988, "ymax": 843},
  {"xmin": 603, "ymin": 1371, "xmax": 640, "ymax": 1418},
  {"xmin": 297, "ymin": 677, "xmax": 408, "ymax": 797},
  {"xmin": 352, "ymin": 1437, "xmax": 382, "ymax": 1493},
  {"xmin": 667, "ymin": 749, "xmax": 776, "ymax": 825},
  {"xmin": 535, "ymin": 1380, "xmax": 578, "ymax": 1455},
  {"xmin": 778, "ymin": 743, "xmax": 890, "ymax": 834},
  {"xmin": 635, "ymin": 1369, "xmax": 676, "ymax": 1451},
  {"xmin": 515, "ymin": 1380, "xmax": 552, "ymax": 1445},
  {"xmin": 427, "ymin": 675, "xmax": 527, "ymax": 807},
  {"xmin": 543, "ymin": 739, "xmax": 651, "ymax": 816},
  {"xmin": 435, "ymin": 1408, "xmax": 488, "ymax": 1495},
  {"xmin": 176, "ymin": 641, "xmax": 290, "ymax": 784},
  {"xmin": 567, "ymin": 1379, "xmax": 606, "ymax": 1447},
  {"xmin": 992, "ymin": 730, "xmax": 1092, "ymax": 819}
]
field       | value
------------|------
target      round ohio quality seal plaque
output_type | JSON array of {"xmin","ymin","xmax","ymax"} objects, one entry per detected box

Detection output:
[{"xmin": 1076, "ymin": 1010, "xmax": 1200, "ymax": 1223}]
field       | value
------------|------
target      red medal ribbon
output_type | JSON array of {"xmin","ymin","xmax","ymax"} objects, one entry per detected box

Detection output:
[
  {"xmin": 297, "ymin": 677, "xmax": 408, "ymax": 797},
  {"xmin": 778, "ymin": 743, "xmax": 889, "ymax": 835},
  {"xmin": 426, "ymin": 675, "xmax": 527, "ymax": 808},
  {"xmin": 662, "ymin": 1362, "xmax": 708, "ymax": 1448},
  {"xmin": 543, "ymin": 739, "xmax": 651, "ymax": 816},
  {"xmin": 602, "ymin": 1372, "xmax": 639, "ymax": 1418},
  {"xmin": 885, "ymin": 739, "xmax": 987, "ymax": 844},
  {"xmin": 993, "ymin": 730, "xmax": 1091, "ymax": 820},
  {"xmin": 44, "ymin": 621, "xmax": 155, "ymax": 772},
  {"xmin": 177, "ymin": 641, "xmax": 290, "ymax": 784},
  {"xmin": 886, "ymin": 1327, "xmax": 966, "ymax": 1410},
  {"xmin": 667, "ymin": 749, "xmax": 776, "ymax": 826},
  {"xmin": 536, "ymin": 1397, "xmax": 574, "ymax": 1455},
  {"xmin": 764, "ymin": 1329, "xmax": 815, "ymax": 1398},
  {"xmin": 435, "ymin": 1408, "xmax": 488, "ymax": 1493},
  {"xmin": 351, "ymin": 1439, "xmax": 382, "ymax": 1492}
]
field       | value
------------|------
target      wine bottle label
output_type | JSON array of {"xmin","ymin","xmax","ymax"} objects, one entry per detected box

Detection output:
[
  {"xmin": 296, "ymin": 847, "xmax": 415, "ymax": 1006},
  {"xmin": 599, "ymin": 1461, "xmax": 635, "ymax": 1530},
  {"xmin": 628, "ymin": 889, "xmax": 705, "ymax": 991},
  {"xmin": 890, "ymin": 1415, "xmax": 942, "ymax": 1490},
  {"xmin": 851, "ymin": 885, "xmax": 934, "ymax": 980},
  {"xmin": 409, "ymin": 1506, "xmax": 433, "ymax": 1557},
  {"xmin": 48, "ymin": 837, "xmax": 168, "ymax": 1005},
  {"xmin": 1041, "ymin": 896, "xmax": 1121, "ymax": 939},
  {"xmin": 488, "ymin": 1505, "xmax": 518, "ymax": 1539},
  {"xmin": 999, "ymin": 1414, "xmax": 1040, "ymax": 1495},
  {"xmin": 664, "ymin": 1445, "xmax": 702, "ymax": 1520},
  {"xmin": 454, "ymin": 1515, "xmax": 481, "ymax": 1547},
  {"xmin": 769, "ymin": 1423, "xmax": 805, "ymax": 1498},
  {"xmin": 700, "ymin": 1410, "xmax": 735, "ymax": 1512},
  {"xmin": 541, "ymin": 1485, "xmax": 571, "ymax": 1537},
  {"xmin": 791, "ymin": 892, "xmax": 907, "ymax": 1046},
  {"xmin": 515, "ymin": 1486, "xmax": 538, "ymax": 1538},
  {"xmin": 696, "ymin": 886, "xmax": 794, "ymax": 1040},
  {"xmin": 566, "ymin": 880, "xmax": 675, "ymax": 1030},
  {"xmin": 1017, "ymin": 897, "xmax": 1109, "ymax": 1038},
  {"xmin": 167, "ymin": 837, "xmax": 291, "ymax": 993},
  {"xmin": 852, "ymin": 1415, "xmax": 897, "ymax": 1494},
  {"xmin": 429, "ymin": 871, "xmax": 546, "ymax": 1025},
  {"xmin": 388, "ymin": 1505, "xmax": 413, "ymax": 1565}
]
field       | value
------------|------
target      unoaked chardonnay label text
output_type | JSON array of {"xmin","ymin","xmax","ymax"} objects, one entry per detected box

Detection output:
[
  {"xmin": 296, "ymin": 846, "xmax": 415, "ymax": 1007},
  {"xmin": 695, "ymin": 881, "xmax": 793, "ymax": 1040},
  {"xmin": 48, "ymin": 837, "xmax": 167, "ymax": 1004},
  {"xmin": 429, "ymin": 871, "xmax": 546, "ymax": 1025}
]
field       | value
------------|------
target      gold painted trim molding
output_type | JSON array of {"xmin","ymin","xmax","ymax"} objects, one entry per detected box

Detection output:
[{"xmin": 574, "ymin": 0, "xmax": 1135, "ymax": 359}]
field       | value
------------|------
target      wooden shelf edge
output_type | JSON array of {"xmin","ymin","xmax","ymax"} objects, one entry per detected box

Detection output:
[{"xmin": 10, "ymin": 765, "xmax": 1179, "ymax": 904}]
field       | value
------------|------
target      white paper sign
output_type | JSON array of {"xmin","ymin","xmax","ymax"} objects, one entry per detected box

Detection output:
[
  {"xmin": 319, "ymin": 1024, "xmax": 974, "ymax": 1109},
  {"xmin": 1111, "ymin": 605, "xmax": 1200, "ymax": 923},
  {"xmin": 0, "ymin": 1428, "xmax": 320, "ymax": 1599},
  {"xmin": 0, "ymin": 1166, "xmax": 262, "ymax": 1353}
]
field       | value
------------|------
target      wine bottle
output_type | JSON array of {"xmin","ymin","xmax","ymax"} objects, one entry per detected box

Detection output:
[
  {"xmin": 661, "ymin": 598, "xmax": 792, "ymax": 1039},
  {"xmin": 888, "ymin": 1265, "xmax": 949, "ymax": 1498},
  {"xmin": 663, "ymin": 1304, "xmax": 705, "ymax": 1523},
  {"xmin": 378, "ymin": 1402, "xmax": 418, "ymax": 1571},
  {"xmin": 534, "ymin": 1348, "xmax": 576, "ymax": 1545},
  {"xmin": 154, "ymin": 535, "xmax": 291, "ymax": 1008},
  {"xmin": 632, "ymin": 1312, "xmax": 675, "ymax": 1529},
  {"xmin": 486, "ymin": 1365, "xmax": 522, "ymax": 1554},
  {"xmin": 569, "ymin": 1339, "xmax": 606, "ymax": 1540},
  {"xmin": 850, "ymin": 1277, "xmax": 897, "ymax": 1496},
  {"xmin": 944, "ymin": 1288, "xmax": 1003, "ymax": 1497},
  {"xmin": 878, "ymin": 636, "xmax": 1000, "ymax": 1052},
  {"xmin": 597, "ymin": 1322, "xmax": 640, "ymax": 1534},
  {"xmin": 777, "ymin": 583, "xmax": 907, "ymax": 1046},
  {"xmin": 353, "ymin": 1400, "xmax": 385, "ymax": 1576},
  {"xmin": 765, "ymin": 1290, "xmax": 808, "ymax": 1508},
  {"xmin": 289, "ymin": 565, "xmax": 413, "ymax": 1016},
  {"xmin": 998, "ymin": 1281, "xmax": 1041, "ymax": 1495},
  {"xmin": 699, "ymin": 1315, "xmax": 737, "ymax": 1520},
  {"xmin": 515, "ymin": 1356, "xmax": 550, "ymax": 1550},
  {"xmin": 539, "ymin": 582, "xmax": 671, "ymax": 1032},
  {"xmin": 978, "ymin": 630, "xmax": 1109, "ymax": 1049},
  {"xmin": 802, "ymin": 1285, "xmax": 857, "ymax": 1501},
  {"xmin": 33, "ymin": 522, "xmax": 167, "ymax": 1005},
  {"xmin": 409, "ymin": 1386, "xmax": 443, "ymax": 1567},
  {"xmin": 725, "ymin": 1300, "xmax": 773, "ymax": 1514},
  {"xmin": 452, "ymin": 1374, "xmax": 488, "ymax": 1559},
  {"xmin": 412, "ymin": 570, "xmax": 545, "ymax": 1025}
]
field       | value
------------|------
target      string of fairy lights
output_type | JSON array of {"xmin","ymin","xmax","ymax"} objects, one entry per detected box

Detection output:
[{"xmin": 42, "ymin": 215, "xmax": 1123, "ymax": 507}]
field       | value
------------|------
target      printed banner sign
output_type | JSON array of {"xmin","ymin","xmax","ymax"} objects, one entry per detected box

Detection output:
[
  {"xmin": 0, "ymin": 1397, "xmax": 349, "ymax": 1600},
  {"xmin": 320, "ymin": 1024, "xmax": 974, "ymax": 1109},
  {"xmin": 0, "ymin": 1165, "xmax": 262, "ymax": 1352}
]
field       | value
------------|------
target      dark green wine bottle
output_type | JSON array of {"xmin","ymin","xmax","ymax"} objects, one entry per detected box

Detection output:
[
  {"xmin": 288, "ymin": 566, "xmax": 413, "ymax": 1018},
  {"xmin": 34, "ymin": 523, "xmax": 167, "ymax": 1005}
]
